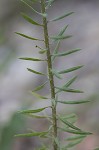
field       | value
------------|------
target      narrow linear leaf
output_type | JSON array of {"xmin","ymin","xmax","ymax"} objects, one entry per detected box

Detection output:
[
  {"xmin": 25, "ymin": 113, "xmax": 51, "ymax": 119},
  {"xmin": 31, "ymin": 91, "xmax": 48, "ymax": 99},
  {"xmin": 63, "ymin": 139, "xmax": 83, "ymax": 149},
  {"xmin": 50, "ymin": 35, "xmax": 72, "ymax": 40},
  {"xmin": 59, "ymin": 117, "xmax": 81, "ymax": 131},
  {"xmin": 32, "ymin": 81, "xmax": 48, "ymax": 92},
  {"xmin": 51, "ymin": 69, "xmax": 62, "ymax": 79},
  {"xmin": 55, "ymin": 86, "xmax": 84, "ymax": 93},
  {"xmin": 59, "ymin": 127, "xmax": 92, "ymax": 135},
  {"xmin": 15, "ymin": 131, "xmax": 48, "ymax": 137},
  {"xmin": 49, "ymin": 12, "xmax": 74, "ymax": 22},
  {"xmin": 52, "ymin": 49, "xmax": 81, "ymax": 57},
  {"xmin": 58, "ymin": 65, "xmax": 83, "ymax": 74},
  {"xmin": 56, "ymin": 76, "xmax": 77, "ymax": 94},
  {"xmin": 21, "ymin": 0, "xmax": 47, "ymax": 17},
  {"xmin": 66, "ymin": 117, "xmax": 77, "ymax": 125},
  {"xmin": 28, "ymin": 125, "xmax": 52, "ymax": 133},
  {"xmin": 27, "ymin": 68, "xmax": 45, "ymax": 75},
  {"xmin": 57, "ymin": 100, "xmax": 90, "ymax": 104},
  {"xmin": 52, "ymin": 25, "xmax": 69, "ymax": 42},
  {"xmin": 15, "ymin": 126, "xmax": 52, "ymax": 137},
  {"xmin": 62, "ymin": 113, "xmax": 77, "ymax": 120},
  {"xmin": 19, "ymin": 57, "xmax": 45, "ymax": 61},
  {"xmin": 15, "ymin": 32, "xmax": 43, "ymax": 41},
  {"xmin": 19, "ymin": 107, "xmax": 48, "ymax": 114},
  {"xmin": 21, "ymin": 13, "xmax": 43, "ymax": 26},
  {"xmin": 61, "ymin": 113, "xmax": 77, "ymax": 127},
  {"xmin": 51, "ymin": 25, "xmax": 68, "ymax": 61},
  {"xmin": 66, "ymin": 135, "xmax": 86, "ymax": 141},
  {"xmin": 58, "ymin": 25, "xmax": 69, "ymax": 36},
  {"xmin": 51, "ymin": 41, "xmax": 60, "ymax": 62},
  {"xmin": 64, "ymin": 76, "xmax": 77, "ymax": 88}
]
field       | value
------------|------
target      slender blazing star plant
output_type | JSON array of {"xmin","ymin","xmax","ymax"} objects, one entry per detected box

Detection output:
[{"xmin": 15, "ymin": 0, "xmax": 93, "ymax": 150}]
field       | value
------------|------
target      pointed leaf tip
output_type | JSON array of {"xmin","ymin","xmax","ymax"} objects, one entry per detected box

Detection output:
[
  {"xmin": 55, "ymin": 86, "xmax": 84, "ymax": 93},
  {"xmin": 50, "ymin": 35, "xmax": 72, "ymax": 40},
  {"xmin": 19, "ymin": 107, "xmax": 48, "ymax": 114},
  {"xmin": 19, "ymin": 57, "xmax": 45, "ymax": 61},
  {"xmin": 52, "ymin": 49, "xmax": 81, "ymax": 57},
  {"xmin": 15, "ymin": 131, "xmax": 48, "ymax": 137},
  {"xmin": 66, "ymin": 135, "xmax": 86, "ymax": 141},
  {"xmin": 31, "ymin": 91, "xmax": 48, "ymax": 99},
  {"xmin": 59, "ymin": 127, "xmax": 92, "ymax": 135},
  {"xmin": 15, "ymin": 32, "xmax": 43, "ymax": 41},
  {"xmin": 27, "ymin": 68, "xmax": 45, "ymax": 75},
  {"xmin": 21, "ymin": 13, "xmax": 43, "ymax": 26},
  {"xmin": 51, "ymin": 25, "xmax": 69, "ymax": 61},
  {"xmin": 58, "ymin": 65, "xmax": 84, "ymax": 74},
  {"xmin": 65, "ymin": 76, "xmax": 78, "ymax": 87},
  {"xmin": 21, "ymin": 0, "xmax": 47, "ymax": 17},
  {"xmin": 49, "ymin": 12, "xmax": 74, "ymax": 22},
  {"xmin": 63, "ymin": 138, "xmax": 84, "ymax": 149},
  {"xmin": 59, "ymin": 117, "xmax": 81, "ymax": 131},
  {"xmin": 32, "ymin": 81, "xmax": 48, "ymax": 92},
  {"xmin": 57, "ymin": 100, "xmax": 90, "ymax": 105}
]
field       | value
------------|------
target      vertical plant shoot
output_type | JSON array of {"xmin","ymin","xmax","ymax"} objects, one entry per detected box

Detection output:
[{"xmin": 15, "ymin": 0, "xmax": 92, "ymax": 150}]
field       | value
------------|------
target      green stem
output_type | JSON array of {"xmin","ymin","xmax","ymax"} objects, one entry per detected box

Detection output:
[{"xmin": 41, "ymin": 0, "xmax": 57, "ymax": 150}]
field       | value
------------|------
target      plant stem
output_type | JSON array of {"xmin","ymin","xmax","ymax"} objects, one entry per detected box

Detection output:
[{"xmin": 41, "ymin": 0, "xmax": 57, "ymax": 149}]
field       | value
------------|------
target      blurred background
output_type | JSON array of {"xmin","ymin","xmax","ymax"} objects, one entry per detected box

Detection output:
[{"xmin": 0, "ymin": 0, "xmax": 99, "ymax": 149}]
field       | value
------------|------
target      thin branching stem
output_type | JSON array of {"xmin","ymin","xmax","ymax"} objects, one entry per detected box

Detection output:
[{"xmin": 41, "ymin": 0, "xmax": 57, "ymax": 149}]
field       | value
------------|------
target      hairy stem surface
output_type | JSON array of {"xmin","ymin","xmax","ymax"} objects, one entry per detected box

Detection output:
[{"xmin": 41, "ymin": 0, "xmax": 57, "ymax": 149}]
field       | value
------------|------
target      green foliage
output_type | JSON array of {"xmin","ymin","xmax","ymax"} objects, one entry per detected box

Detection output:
[
  {"xmin": 55, "ymin": 86, "xmax": 83, "ymax": 93},
  {"xmin": 49, "ymin": 12, "xmax": 74, "ymax": 22},
  {"xmin": 31, "ymin": 91, "xmax": 48, "ymax": 99},
  {"xmin": 16, "ymin": 0, "xmax": 95, "ymax": 149},
  {"xmin": 19, "ymin": 57, "xmax": 45, "ymax": 61},
  {"xmin": 21, "ymin": 0, "xmax": 47, "ymax": 17},
  {"xmin": 15, "ymin": 130, "xmax": 49, "ymax": 137},
  {"xmin": 50, "ymin": 35, "xmax": 72, "ymax": 40},
  {"xmin": 57, "ymin": 99, "xmax": 90, "ymax": 105},
  {"xmin": 19, "ymin": 106, "xmax": 49, "ymax": 114},
  {"xmin": 32, "ymin": 81, "xmax": 48, "ymax": 92},
  {"xmin": 59, "ymin": 127, "xmax": 92, "ymax": 135},
  {"xmin": 27, "ymin": 68, "xmax": 45, "ymax": 75},
  {"xmin": 21, "ymin": 13, "xmax": 43, "ymax": 26},
  {"xmin": 15, "ymin": 32, "xmax": 43, "ymax": 41},
  {"xmin": 58, "ymin": 65, "xmax": 83, "ymax": 74},
  {"xmin": 59, "ymin": 116, "xmax": 81, "ymax": 131}
]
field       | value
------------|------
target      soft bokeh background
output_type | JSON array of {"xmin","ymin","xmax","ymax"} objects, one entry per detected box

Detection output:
[{"xmin": 0, "ymin": 0, "xmax": 99, "ymax": 149}]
